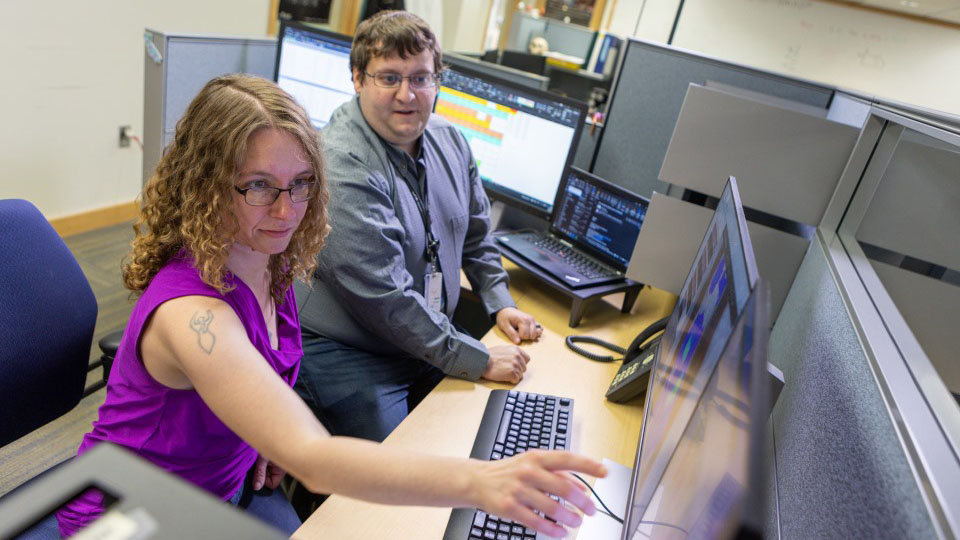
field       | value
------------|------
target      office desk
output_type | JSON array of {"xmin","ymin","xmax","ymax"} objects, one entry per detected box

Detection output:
[{"xmin": 295, "ymin": 262, "xmax": 676, "ymax": 539}]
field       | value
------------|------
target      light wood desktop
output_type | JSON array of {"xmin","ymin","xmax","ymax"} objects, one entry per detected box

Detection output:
[{"xmin": 295, "ymin": 261, "xmax": 677, "ymax": 539}]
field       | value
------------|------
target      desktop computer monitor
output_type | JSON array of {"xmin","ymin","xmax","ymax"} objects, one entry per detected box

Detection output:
[
  {"xmin": 274, "ymin": 20, "xmax": 355, "ymax": 129},
  {"xmin": 444, "ymin": 52, "xmax": 550, "ymax": 91},
  {"xmin": 620, "ymin": 176, "xmax": 760, "ymax": 539},
  {"xmin": 627, "ymin": 282, "xmax": 770, "ymax": 539},
  {"xmin": 499, "ymin": 49, "xmax": 547, "ymax": 75},
  {"xmin": 435, "ymin": 64, "xmax": 588, "ymax": 220}
]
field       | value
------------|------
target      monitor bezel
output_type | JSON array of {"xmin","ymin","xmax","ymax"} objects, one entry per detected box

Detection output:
[
  {"xmin": 548, "ymin": 165, "xmax": 650, "ymax": 272},
  {"xmin": 619, "ymin": 176, "xmax": 759, "ymax": 540},
  {"xmin": 273, "ymin": 19, "xmax": 353, "ymax": 85},
  {"xmin": 436, "ymin": 62, "xmax": 589, "ymax": 221}
]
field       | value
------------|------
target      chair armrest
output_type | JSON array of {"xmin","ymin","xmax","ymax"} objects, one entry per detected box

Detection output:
[{"xmin": 98, "ymin": 330, "xmax": 123, "ymax": 358}]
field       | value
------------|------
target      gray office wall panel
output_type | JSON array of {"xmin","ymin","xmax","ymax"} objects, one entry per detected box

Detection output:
[
  {"xmin": 163, "ymin": 39, "xmax": 276, "ymax": 134},
  {"xmin": 659, "ymin": 84, "xmax": 859, "ymax": 225},
  {"xmin": 542, "ymin": 21, "xmax": 595, "ymax": 60},
  {"xmin": 573, "ymin": 123, "xmax": 601, "ymax": 171},
  {"xmin": 768, "ymin": 238, "xmax": 937, "ymax": 539},
  {"xmin": 143, "ymin": 30, "xmax": 276, "ymax": 185},
  {"xmin": 871, "ymin": 259, "xmax": 960, "ymax": 393},
  {"xmin": 593, "ymin": 40, "xmax": 833, "ymax": 199},
  {"xmin": 856, "ymin": 135, "xmax": 960, "ymax": 272},
  {"xmin": 626, "ymin": 194, "xmax": 807, "ymax": 320},
  {"xmin": 506, "ymin": 13, "xmax": 546, "ymax": 52}
]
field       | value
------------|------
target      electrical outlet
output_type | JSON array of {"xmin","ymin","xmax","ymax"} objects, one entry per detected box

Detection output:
[{"xmin": 119, "ymin": 125, "xmax": 131, "ymax": 148}]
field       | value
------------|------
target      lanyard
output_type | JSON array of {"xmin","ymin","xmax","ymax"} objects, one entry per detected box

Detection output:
[{"xmin": 394, "ymin": 151, "xmax": 440, "ymax": 264}]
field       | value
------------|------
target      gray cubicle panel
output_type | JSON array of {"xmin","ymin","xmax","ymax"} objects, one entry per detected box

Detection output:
[
  {"xmin": 572, "ymin": 122, "xmax": 601, "ymax": 171},
  {"xmin": 506, "ymin": 12, "xmax": 596, "ymax": 61},
  {"xmin": 444, "ymin": 52, "xmax": 550, "ymax": 91},
  {"xmin": 627, "ymin": 84, "xmax": 858, "ymax": 319},
  {"xmin": 591, "ymin": 39, "xmax": 834, "ymax": 198},
  {"xmin": 774, "ymin": 106, "xmax": 960, "ymax": 538},
  {"xmin": 766, "ymin": 235, "xmax": 939, "ymax": 539},
  {"xmin": 658, "ymin": 84, "xmax": 860, "ymax": 226},
  {"xmin": 626, "ymin": 193, "xmax": 807, "ymax": 319},
  {"xmin": 143, "ymin": 30, "xmax": 277, "ymax": 185}
]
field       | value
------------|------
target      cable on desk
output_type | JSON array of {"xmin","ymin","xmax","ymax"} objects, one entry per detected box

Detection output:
[
  {"xmin": 564, "ymin": 335, "xmax": 625, "ymax": 362},
  {"xmin": 566, "ymin": 316, "xmax": 669, "ymax": 363},
  {"xmin": 571, "ymin": 473, "xmax": 623, "ymax": 523},
  {"xmin": 570, "ymin": 473, "xmax": 690, "ymax": 536}
]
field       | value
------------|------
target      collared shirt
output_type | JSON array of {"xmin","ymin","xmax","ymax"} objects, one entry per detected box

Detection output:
[{"xmin": 296, "ymin": 96, "xmax": 515, "ymax": 380}]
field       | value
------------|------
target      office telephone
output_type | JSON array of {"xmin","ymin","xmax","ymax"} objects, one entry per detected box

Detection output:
[{"xmin": 565, "ymin": 317, "xmax": 668, "ymax": 403}]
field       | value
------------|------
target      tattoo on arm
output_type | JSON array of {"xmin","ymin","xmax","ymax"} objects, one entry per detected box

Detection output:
[{"xmin": 189, "ymin": 310, "xmax": 216, "ymax": 354}]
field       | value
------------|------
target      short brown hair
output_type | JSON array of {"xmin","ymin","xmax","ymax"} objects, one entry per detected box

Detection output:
[
  {"xmin": 124, "ymin": 74, "xmax": 330, "ymax": 303},
  {"xmin": 350, "ymin": 10, "xmax": 442, "ymax": 83}
]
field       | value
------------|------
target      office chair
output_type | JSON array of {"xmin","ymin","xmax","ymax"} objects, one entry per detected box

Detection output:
[{"xmin": 0, "ymin": 199, "xmax": 101, "ymax": 448}]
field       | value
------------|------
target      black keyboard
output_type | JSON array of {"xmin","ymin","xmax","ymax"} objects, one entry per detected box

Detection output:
[
  {"xmin": 442, "ymin": 390, "xmax": 574, "ymax": 540},
  {"xmin": 496, "ymin": 232, "xmax": 623, "ymax": 289},
  {"xmin": 530, "ymin": 235, "xmax": 618, "ymax": 280}
]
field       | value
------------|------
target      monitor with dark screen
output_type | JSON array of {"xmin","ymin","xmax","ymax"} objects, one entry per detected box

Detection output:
[
  {"xmin": 620, "ymin": 176, "xmax": 760, "ymax": 539},
  {"xmin": 435, "ymin": 64, "xmax": 587, "ymax": 219},
  {"xmin": 499, "ymin": 50, "xmax": 547, "ymax": 75},
  {"xmin": 274, "ymin": 21, "xmax": 355, "ymax": 129}
]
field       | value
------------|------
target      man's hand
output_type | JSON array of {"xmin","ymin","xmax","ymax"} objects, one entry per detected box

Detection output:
[
  {"xmin": 495, "ymin": 307, "xmax": 543, "ymax": 345},
  {"xmin": 252, "ymin": 455, "xmax": 286, "ymax": 490},
  {"xmin": 483, "ymin": 345, "xmax": 531, "ymax": 384}
]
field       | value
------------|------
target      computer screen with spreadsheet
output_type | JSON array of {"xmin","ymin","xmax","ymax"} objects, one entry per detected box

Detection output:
[
  {"xmin": 551, "ymin": 166, "xmax": 648, "ymax": 270},
  {"xmin": 274, "ymin": 21, "xmax": 354, "ymax": 129},
  {"xmin": 435, "ymin": 64, "xmax": 587, "ymax": 219}
]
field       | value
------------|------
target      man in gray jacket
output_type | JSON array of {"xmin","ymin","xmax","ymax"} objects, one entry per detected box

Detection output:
[{"xmin": 294, "ymin": 10, "xmax": 542, "ymax": 442}]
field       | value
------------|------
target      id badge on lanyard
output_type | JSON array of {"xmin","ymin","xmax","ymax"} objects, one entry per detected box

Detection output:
[{"xmin": 424, "ymin": 264, "xmax": 444, "ymax": 313}]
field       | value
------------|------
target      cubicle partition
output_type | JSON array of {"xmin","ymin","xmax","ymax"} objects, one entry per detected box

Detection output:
[
  {"xmin": 627, "ymin": 83, "xmax": 859, "ymax": 318},
  {"xmin": 142, "ymin": 30, "xmax": 276, "ymax": 185},
  {"xmin": 769, "ymin": 106, "xmax": 960, "ymax": 538},
  {"xmin": 591, "ymin": 39, "xmax": 834, "ymax": 198}
]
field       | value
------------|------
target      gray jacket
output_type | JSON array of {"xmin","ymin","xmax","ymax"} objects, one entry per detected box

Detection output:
[{"xmin": 296, "ymin": 97, "xmax": 515, "ymax": 380}]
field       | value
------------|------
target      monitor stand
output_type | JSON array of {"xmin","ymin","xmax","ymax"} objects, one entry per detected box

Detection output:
[{"xmin": 490, "ymin": 201, "xmax": 550, "ymax": 233}]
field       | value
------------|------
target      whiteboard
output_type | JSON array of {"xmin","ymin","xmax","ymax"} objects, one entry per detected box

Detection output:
[{"xmin": 671, "ymin": 0, "xmax": 960, "ymax": 116}]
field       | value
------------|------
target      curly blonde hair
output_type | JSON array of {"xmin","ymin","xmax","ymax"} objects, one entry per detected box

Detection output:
[{"xmin": 124, "ymin": 74, "xmax": 330, "ymax": 302}]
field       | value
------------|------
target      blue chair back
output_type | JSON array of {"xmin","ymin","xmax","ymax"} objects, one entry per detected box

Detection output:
[{"xmin": 0, "ymin": 199, "xmax": 97, "ymax": 447}]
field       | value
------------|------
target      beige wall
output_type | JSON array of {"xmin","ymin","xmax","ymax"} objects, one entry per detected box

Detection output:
[{"xmin": 0, "ymin": 0, "xmax": 271, "ymax": 221}]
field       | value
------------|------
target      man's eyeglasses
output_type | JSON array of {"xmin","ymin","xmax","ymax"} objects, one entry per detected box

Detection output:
[
  {"xmin": 364, "ymin": 71, "xmax": 440, "ymax": 89},
  {"xmin": 234, "ymin": 182, "xmax": 314, "ymax": 206}
]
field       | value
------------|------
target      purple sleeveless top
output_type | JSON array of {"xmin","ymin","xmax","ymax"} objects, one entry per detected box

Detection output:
[{"xmin": 56, "ymin": 253, "xmax": 302, "ymax": 537}]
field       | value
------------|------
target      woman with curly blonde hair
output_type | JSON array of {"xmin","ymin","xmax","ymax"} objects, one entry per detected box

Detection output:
[{"xmin": 54, "ymin": 74, "xmax": 604, "ymax": 539}]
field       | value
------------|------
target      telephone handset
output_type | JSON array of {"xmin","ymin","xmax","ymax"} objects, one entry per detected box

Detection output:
[{"xmin": 565, "ymin": 317, "xmax": 669, "ymax": 403}]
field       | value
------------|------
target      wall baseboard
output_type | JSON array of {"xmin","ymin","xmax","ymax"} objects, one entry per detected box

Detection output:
[{"xmin": 50, "ymin": 201, "xmax": 139, "ymax": 238}]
